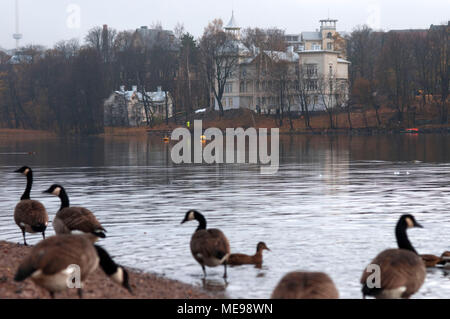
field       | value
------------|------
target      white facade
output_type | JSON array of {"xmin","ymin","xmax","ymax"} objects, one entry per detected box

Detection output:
[
  {"xmin": 104, "ymin": 86, "xmax": 174, "ymax": 126},
  {"xmin": 214, "ymin": 15, "xmax": 350, "ymax": 113}
]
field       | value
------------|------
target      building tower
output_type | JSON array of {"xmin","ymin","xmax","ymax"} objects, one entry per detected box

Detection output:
[
  {"xmin": 12, "ymin": 0, "xmax": 23, "ymax": 50},
  {"xmin": 224, "ymin": 11, "xmax": 241, "ymax": 39},
  {"xmin": 319, "ymin": 18, "xmax": 338, "ymax": 51}
]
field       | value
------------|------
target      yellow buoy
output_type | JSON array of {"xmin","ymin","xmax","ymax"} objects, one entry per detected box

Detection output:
[
  {"xmin": 163, "ymin": 136, "xmax": 170, "ymax": 142},
  {"xmin": 200, "ymin": 135, "xmax": 206, "ymax": 143}
]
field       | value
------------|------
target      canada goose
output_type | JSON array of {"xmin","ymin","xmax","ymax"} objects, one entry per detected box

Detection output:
[
  {"xmin": 271, "ymin": 271, "xmax": 339, "ymax": 299},
  {"xmin": 43, "ymin": 184, "xmax": 106, "ymax": 238},
  {"xmin": 14, "ymin": 166, "xmax": 49, "ymax": 246},
  {"xmin": 14, "ymin": 234, "xmax": 131, "ymax": 298},
  {"xmin": 360, "ymin": 214, "xmax": 426, "ymax": 299},
  {"xmin": 181, "ymin": 210, "xmax": 230, "ymax": 278},
  {"xmin": 228, "ymin": 242, "xmax": 270, "ymax": 266}
]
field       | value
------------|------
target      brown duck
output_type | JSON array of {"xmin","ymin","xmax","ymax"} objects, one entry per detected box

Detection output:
[
  {"xmin": 14, "ymin": 166, "xmax": 48, "ymax": 245},
  {"xmin": 228, "ymin": 242, "xmax": 270, "ymax": 266}
]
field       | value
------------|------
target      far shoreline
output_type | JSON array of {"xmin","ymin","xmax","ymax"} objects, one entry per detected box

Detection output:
[{"xmin": 1, "ymin": 106, "xmax": 449, "ymax": 137}]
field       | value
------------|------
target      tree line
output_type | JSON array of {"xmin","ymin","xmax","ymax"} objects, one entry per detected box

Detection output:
[
  {"xmin": 0, "ymin": 20, "xmax": 448, "ymax": 134},
  {"xmin": 348, "ymin": 24, "xmax": 449, "ymax": 127}
]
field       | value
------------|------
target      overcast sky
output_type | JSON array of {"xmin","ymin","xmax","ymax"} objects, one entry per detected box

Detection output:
[{"xmin": 0, "ymin": 0, "xmax": 449, "ymax": 49}]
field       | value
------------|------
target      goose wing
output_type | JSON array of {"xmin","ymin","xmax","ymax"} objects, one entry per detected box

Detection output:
[
  {"xmin": 15, "ymin": 235, "xmax": 97, "ymax": 280},
  {"xmin": 361, "ymin": 249, "xmax": 426, "ymax": 297},
  {"xmin": 272, "ymin": 272, "xmax": 339, "ymax": 299},
  {"xmin": 14, "ymin": 200, "xmax": 48, "ymax": 227},
  {"xmin": 56, "ymin": 207, "xmax": 105, "ymax": 233},
  {"xmin": 191, "ymin": 228, "xmax": 230, "ymax": 262}
]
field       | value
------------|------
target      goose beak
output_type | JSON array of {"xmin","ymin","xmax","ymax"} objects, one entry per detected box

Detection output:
[
  {"xmin": 14, "ymin": 168, "xmax": 21, "ymax": 173},
  {"xmin": 415, "ymin": 222, "xmax": 424, "ymax": 228}
]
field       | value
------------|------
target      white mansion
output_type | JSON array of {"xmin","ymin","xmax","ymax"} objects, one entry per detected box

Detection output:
[{"xmin": 214, "ymin": 13, "xmax": 350, "ymax": 113}]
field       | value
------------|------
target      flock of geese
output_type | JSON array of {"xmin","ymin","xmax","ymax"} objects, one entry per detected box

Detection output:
[{"xmin": 9, "ymin": 166, "xmax": 450, "ymax": 299}]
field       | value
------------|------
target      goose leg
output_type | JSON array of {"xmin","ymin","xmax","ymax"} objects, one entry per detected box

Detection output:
[
  {"xmin": 42, "ymin": 231, "xmax": 46, "ymax": 240},
  {"xmin": 223, "ymin": 263, "xmax": 227, "ymax": 279},
  {"xmin": 21, "ymin": 229, "xmax": 28, "ymax": 246},
  {"xmin": 77, "ymin": 288, "xmax": 83, "ymax": 299},
  {"xmin": 201, "ymin": 265, "xmax": 206, "ymax": 278}
]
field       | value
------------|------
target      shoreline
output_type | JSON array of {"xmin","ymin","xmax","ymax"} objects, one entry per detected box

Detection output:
[
  {"xmin": 0, "ymin": 241, "xmax": 222, "ymax": 299},
  {"xmin": 146, "ymin": 126, "xmax": 450, "ymax": 136}
]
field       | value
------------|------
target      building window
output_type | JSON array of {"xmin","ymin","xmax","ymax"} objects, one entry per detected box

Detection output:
[
  {"xmin": 327, "ymin": 42, "xmax": 332, "ymax": 50},
  {"xmin": 327, "ymin": 32, "xmax": 333, "ymax": 39},
  {"xmin": 240, "ymin": 81, "xmax": 245, "ymax": 93},
  {"xmin": 225, "ymin": 83, "xmax": 233, "ymax": 93},
  {"xmin": 229, "ymin": 98, "xmax": 233, "ymax": 107},
  {"xmin": 312, "ymin": 43, "xmax": 321, "ymax": 50},
  {"xmin": 247, "ymin": 81, "xmax": 252, "ymax": 92},
  {"xmin": 306, "ymin": 64, "xmax": 318, "ymax": 76},
  {"xmin": 307, "ymin": 80, "xmax": 318, "ymax": 91}
]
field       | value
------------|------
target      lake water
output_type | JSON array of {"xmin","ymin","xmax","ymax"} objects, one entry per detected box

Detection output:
[{"xmin": 0, "ymin": 133, "xmax": 449, "ymax": 299}]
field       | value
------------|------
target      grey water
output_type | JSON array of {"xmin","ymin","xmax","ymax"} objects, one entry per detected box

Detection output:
[{"xmin": 0, "ymin": 133, "xmax": 449, "ymax": 299}]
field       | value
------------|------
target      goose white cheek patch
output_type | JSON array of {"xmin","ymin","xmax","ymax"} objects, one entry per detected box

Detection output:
[
  {"xmin": 111, "ymin": 267, "xmax": 124, "ymax": 284},
  {"xmin": 52, "ymin": 187, "xmax": 61, "ymax": 196}
]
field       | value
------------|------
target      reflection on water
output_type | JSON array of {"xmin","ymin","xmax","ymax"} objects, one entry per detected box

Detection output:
[{"xmin": 0, "ymin": 133, "xmax": 449, "ymax": 298}]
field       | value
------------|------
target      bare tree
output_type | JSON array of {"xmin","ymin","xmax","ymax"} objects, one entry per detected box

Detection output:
[
  {"xmin": 199, "ymin": 19, "xmax": 239, "ymax": 116},
  {"xmin": 429, "ymin": 23, "xmax": 449, "ymax": 123},
  {"xmin": 294, "ymin": 64, "xmax": 315, "ymax": 128},
  {"xmin": 317, "ymin": 72, "xmax": 340, "ymax": 129}
]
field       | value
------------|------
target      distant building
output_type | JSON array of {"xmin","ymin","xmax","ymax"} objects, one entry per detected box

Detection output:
[
  {"xmin": 284, "ymin": 19, "xmax": 348, "ymax": 54},
  {"xmin": 104, "ymin": 85, "xmax": 174, "ymax": 127},
  {"xmin": 133, "ymin": 26, "xmax": 180, "ymax": 51},
  {"xmin": 214, "ymin": 13, "xmax": 350, "ymax": 113}
]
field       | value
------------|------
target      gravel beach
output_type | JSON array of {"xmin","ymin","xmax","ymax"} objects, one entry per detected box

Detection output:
[{"xmin": 0, "ymin": 241, "xmax": 221, "ymax": 299}]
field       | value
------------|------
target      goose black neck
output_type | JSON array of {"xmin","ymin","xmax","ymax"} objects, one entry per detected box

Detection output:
[
  {"xmin": 58, "ymin": 188, "xmax": 70, "ymax": 210},
  {"xmin": 195, "ymin": 213, "xmax": 207, "ymax": 232},
  {"xmin": 94, "ymin": 245, "xmax": 118, "ymax": 275},
  {"xmin": 396, "ymin": 222, "xmax": 417, "ymax": 254},
  {"xmin": 21, "ymin": 171, "xmax": 33, "ymax": 200}
]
